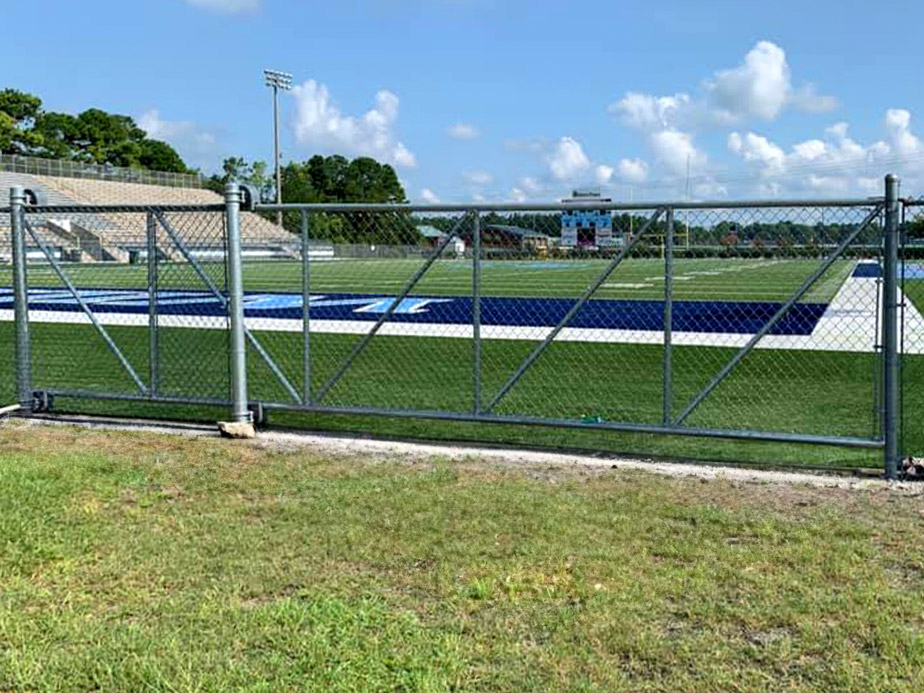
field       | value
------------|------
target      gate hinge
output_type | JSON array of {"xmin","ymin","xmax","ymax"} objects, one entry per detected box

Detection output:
[
  {"xmin": 248, "ymin": 402, "xmax": 265, "ymax": 426},
  {"xmin": 31, "ymin": 391, "xmax": 54, "ymax": 413}
]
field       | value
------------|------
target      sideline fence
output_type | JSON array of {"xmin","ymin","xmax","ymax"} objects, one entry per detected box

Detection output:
[{"xmin": 2, "ymin": 177, "xmax": 920, "ymax": 477}]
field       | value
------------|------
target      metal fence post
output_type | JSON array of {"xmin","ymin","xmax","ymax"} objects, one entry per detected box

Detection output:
[
  {"xmin": 663, "ymin": 207, "xmax": 674, "ymax": 425},
  {"xmin": 10, "ymin": 186, "xmax": 31, "ymax": 410},
  {"xmin": 146, "ymin": 212, "xmax": 158, "ymax": 397},
  {"xmin": 472, "ymin": 210, "xmax": 482, "ymax": 414},
  {"xmin": 883, "ymin": 174, "xmax": 901, "ymax": 479},
  {"xmin": 301, "ymin": 209, "xmax": 311, "ymax": 405},
  {"xmin": 225, "ymin": 184, "xmax": 251, "ymax": 423}
]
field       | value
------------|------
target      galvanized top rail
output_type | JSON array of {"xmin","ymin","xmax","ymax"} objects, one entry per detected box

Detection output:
[
  {"xmin": 256, "ymin": 198, "xmax": 883, "ymax": 213},
  {"xmin": 0, "ymin": 153, "xmax": 204, "ymax": 189},
  {"xmin": 23, "ymin": 204, "xmax": 225, "ymax": 214}
]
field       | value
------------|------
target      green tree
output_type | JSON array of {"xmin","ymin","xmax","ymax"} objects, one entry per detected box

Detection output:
[
  {"xmin": 278, "ymin": 155, "xmax": 411, "ymax": 241},
  {"xmin": 205, "ymin": 157, "xmax": 272, "ymax": 197},
  {"xmin": 30, "ymin": 111, "xmax": 80, "ymax": 159},
  {"xmin": 2, "ymin": 88, "xmax": 189, "ymax": 172},
  {"xmin": 0, "ymin": 89, "xmax": 43, "ymax": 154},
  {"xmin": 139, "ymin": 139, "xmax": 189, "ymax": 173}
]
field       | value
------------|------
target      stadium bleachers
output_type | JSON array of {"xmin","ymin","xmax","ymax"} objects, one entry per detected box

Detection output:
[{"xmin": 1, "ymin": 171, "xmax": 296, "ymax": 262}]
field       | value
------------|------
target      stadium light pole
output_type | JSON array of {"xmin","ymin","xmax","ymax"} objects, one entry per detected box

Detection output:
[{"xmin": 264, "ymin": 69, "xmax": 293, "ymax": 227}]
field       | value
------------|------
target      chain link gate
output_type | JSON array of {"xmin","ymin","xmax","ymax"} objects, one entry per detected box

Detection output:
[
  {"xmin": 3, "ymin": 186, "xmax": 238, "ymax": 412},
  {"xmin": 2, "ymin": 178, "xmax": 911, "ymax": 477},
  {"xmin": 250, "ymin": 182, "xmax": 900, "ymax": 475},
  {"xmin": 900, "ymin": 196, "xmax": 924, "ymax": 473}
]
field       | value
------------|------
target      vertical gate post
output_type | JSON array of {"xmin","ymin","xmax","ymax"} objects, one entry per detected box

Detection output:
[
  {"xmin": 663, "ymin": 207, "xmax": 674, "ymax": 425},
  {"xmin": 883, "ymin": 174, "xmax": 901, "ymax": 479},
  {"xmin": 301, "ymin": 209, "xmax": 311, "ymax": 405},
  {"xmin": 225, "ymin": 183, "xmax": 251, "ymax": 424},
  {"xmin": 472, "ymin": 210, "xmax": 482, "ymax": 414},
  {"xmin": 10, "ymin": 186, "xmax": 31, "ymax": 411},
  {"xmin": 146, "ymin": 212, "xmax": 158, "ymax": 397}
]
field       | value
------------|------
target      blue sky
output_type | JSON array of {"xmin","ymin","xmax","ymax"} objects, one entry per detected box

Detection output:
[{"xmin": 5, "ymin": 0, "xmax": 924, "ymax": 201}]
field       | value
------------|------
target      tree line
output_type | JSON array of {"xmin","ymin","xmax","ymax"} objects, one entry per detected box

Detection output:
[
  {"xmin": 1, "ymin": 88, "xmax": 409, "ymax": 213},
  {"xmin": 0, "ymin": 89, "xmax": 188, "ymax": 172}
]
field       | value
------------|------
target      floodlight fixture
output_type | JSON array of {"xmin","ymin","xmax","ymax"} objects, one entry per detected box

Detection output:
[
  {"xmin": 264, "ymin": 68, "xmax": 294, "ymax": 225},
  {"xmin": 263, "ymin": 69, "xmax": 293, "ymax": 91}
]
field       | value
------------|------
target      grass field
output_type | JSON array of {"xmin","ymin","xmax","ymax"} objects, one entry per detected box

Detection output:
[
  {"xmin": 4, "ymin": 255, "xmax": 855, "ymax": 302},
  {"xmin": 2, "ymin": 254, "xmax": 922, "ymax": 471},
  {"xmin": 1, "ymin": 423, "xmax": 922, "ymax": 691}
]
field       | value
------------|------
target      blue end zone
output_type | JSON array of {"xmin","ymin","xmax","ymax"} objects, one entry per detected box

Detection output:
[
  {"xmin": 0, "ymin": 287, "xmax": 828, "ymax": 336},
  {"xmin": 854, "ymin": 262, "xmax": 883, "ymax": 278},
  {"xmin": 854, "ymin": 261, "xmax": 924, "ymax": 279}
]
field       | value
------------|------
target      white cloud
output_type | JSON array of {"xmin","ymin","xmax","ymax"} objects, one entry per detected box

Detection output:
[
  {"xmin": 609, "ymin": 92, "xmax": 690, "ymax": 131},
  {"xmin": 791, "ymin": 139, "xmax": 827, "ymax": 161},
  {"xmin": 824, "ymin": 122, "xmax": 849, "ymax": 140},
  {"xmin": 447, "ymin": 122, "xmax": 480, "ymax": 140},
  {"xmin": 186, "ymin": 0, "xmax": 259, "ymax": 13},
  {"xmin": 604, "ymin": 41, "xmax": 843, "ymax": 196},
  {"xmin": 546, "ymin": 137, "xmax": 591, "ymax": 181},
  {"xmin": 791, "ymin": 84, "xmax": 838, "ymax": 114},
  {"xmin": 594, "ymin": 165, "xmax": 614, "ymax": 185},
  {"xmin": 708, "ymin": 41, "xmax": 791, "ymax": 122},
  {"xmin": 291, "ymin": 80, "xmax": 416, "ymax": 168},
  {"xmin": 419, "ymin": 188, "xmax": 440, "ymax": 204},
  {"xmin": 726, "ymin": 131, "xmax": 785, "ymax": 171},
  {"xmin": 650, "ymin": 128, "xmax": 705, "ymax": 175},
  {"xmin": 611, "ymin": 41, "xmax": 837, "ymax": 134},
  {"xmin": 616, "ymin": 158, "xmax": 649, "ymax": 184},
  {"xmin": 509, "ymin": 187, "xmax": 528, "ymax": 203},
  {"xmin": 137, "ymin": 109, "xmax": 221, "ymax": 169},
  {"xmin": 725, "ymin": 110, "xmax": 924, "ymax": 195},
  {"xmin": 885, "ymin": 108, "xmax": 921, "ymax": 155},
  {"xmin": 463, "ymin": 170, "xmax": 493, "ymax": 185}
]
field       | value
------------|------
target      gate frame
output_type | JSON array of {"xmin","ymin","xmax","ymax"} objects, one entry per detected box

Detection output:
[
  {"xmin": 257, "ymin": 190, "xmax": 897, "ymax": 473},
  {"xmin": 5, "ymin": 181, "xmax": 904, "ymax": 476}
]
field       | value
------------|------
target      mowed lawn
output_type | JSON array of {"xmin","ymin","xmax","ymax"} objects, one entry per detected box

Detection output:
[{"xmin": 0, "ymin": 423, "xmax": 922, "ymax": 691}]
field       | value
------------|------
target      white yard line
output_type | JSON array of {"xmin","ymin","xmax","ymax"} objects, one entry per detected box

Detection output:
[
  {"xmin": 4, "ymin": 269, "xmax": 921, "ymax": 354},
  {"xmin": 4, "ymin": 300, "xmax": 923, "ymax": 353}
]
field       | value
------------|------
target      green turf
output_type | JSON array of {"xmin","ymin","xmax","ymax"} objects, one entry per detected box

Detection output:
[
  {"xmin": 1, "ymin": 256, "xmax": 854, "ymax": 302},
  {"xmin": 1, "ymin": 320, "xmax": 907, "ymax": 470},
  {"xmin": 1, "ymin": 424, "xmax": 922, "ymax": 690}
]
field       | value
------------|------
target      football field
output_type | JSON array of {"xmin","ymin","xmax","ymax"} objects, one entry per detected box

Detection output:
[{"xmin": 3, "ymin": 255, "xmax": 856, "ymax": 301}]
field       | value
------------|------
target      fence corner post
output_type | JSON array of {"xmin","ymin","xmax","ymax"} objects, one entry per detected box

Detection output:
[
  {"xmin": 224, "ymin": 183, "xmax": 252, "ymax": 426},
  {"xmin": 10, "ymin": 186, "xmax": 32, "ymax": 412},
  {"xmin": 883, "ymin": 173, "xmax": 901, "ymax": 480}
]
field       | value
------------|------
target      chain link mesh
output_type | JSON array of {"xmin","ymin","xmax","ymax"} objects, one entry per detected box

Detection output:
[
  {"xmin": 3, "ymin": 205, "xmax": 232, "ymax": 403},
  {"xmin": 0, "ymin": 206, "xmax": 11, "ymax": 405},
  {"xmin": 0, "ymin": 192, "xmax": 909, "ymax": 467},
  {"xmin": 901, "ymin": 201, "xmax": 924, "ymax": 462}
]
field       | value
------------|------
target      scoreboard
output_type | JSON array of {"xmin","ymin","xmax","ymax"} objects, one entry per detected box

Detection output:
[{"xmin": 561, "ymin": 191, "xmax": 618, "ymax": 248}]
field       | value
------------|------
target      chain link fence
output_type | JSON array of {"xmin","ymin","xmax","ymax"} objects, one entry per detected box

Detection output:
[
  {"xmin": 901, "ymin": 200, "xmax": 924, "ymax": 466},
  {"xmin": 1, "ymin": 179, "xmax": 917, "ymax": 476},
  {"xmin": 0, "ymin": 205, "xmax": 11, "ymax": 407}
]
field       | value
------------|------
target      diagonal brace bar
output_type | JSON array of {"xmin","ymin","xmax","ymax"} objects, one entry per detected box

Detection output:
[
  {"xmin": 314, "ymin": 211, "xmax": 471, "ymax": 403},
  {"xmin": 24, "ymin": 217, "xmax": 149, "ymax": 395},
  {"xmin": 483, "ymin": 207, "xmax": 666, "ymax": 413},
  {"xmin": 674, "ymin": 203, "xmax": 884, "ymax": 426},
  {"xmin": 154, "ymin": 210, "xmax": 301, "ymax": 403}
]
